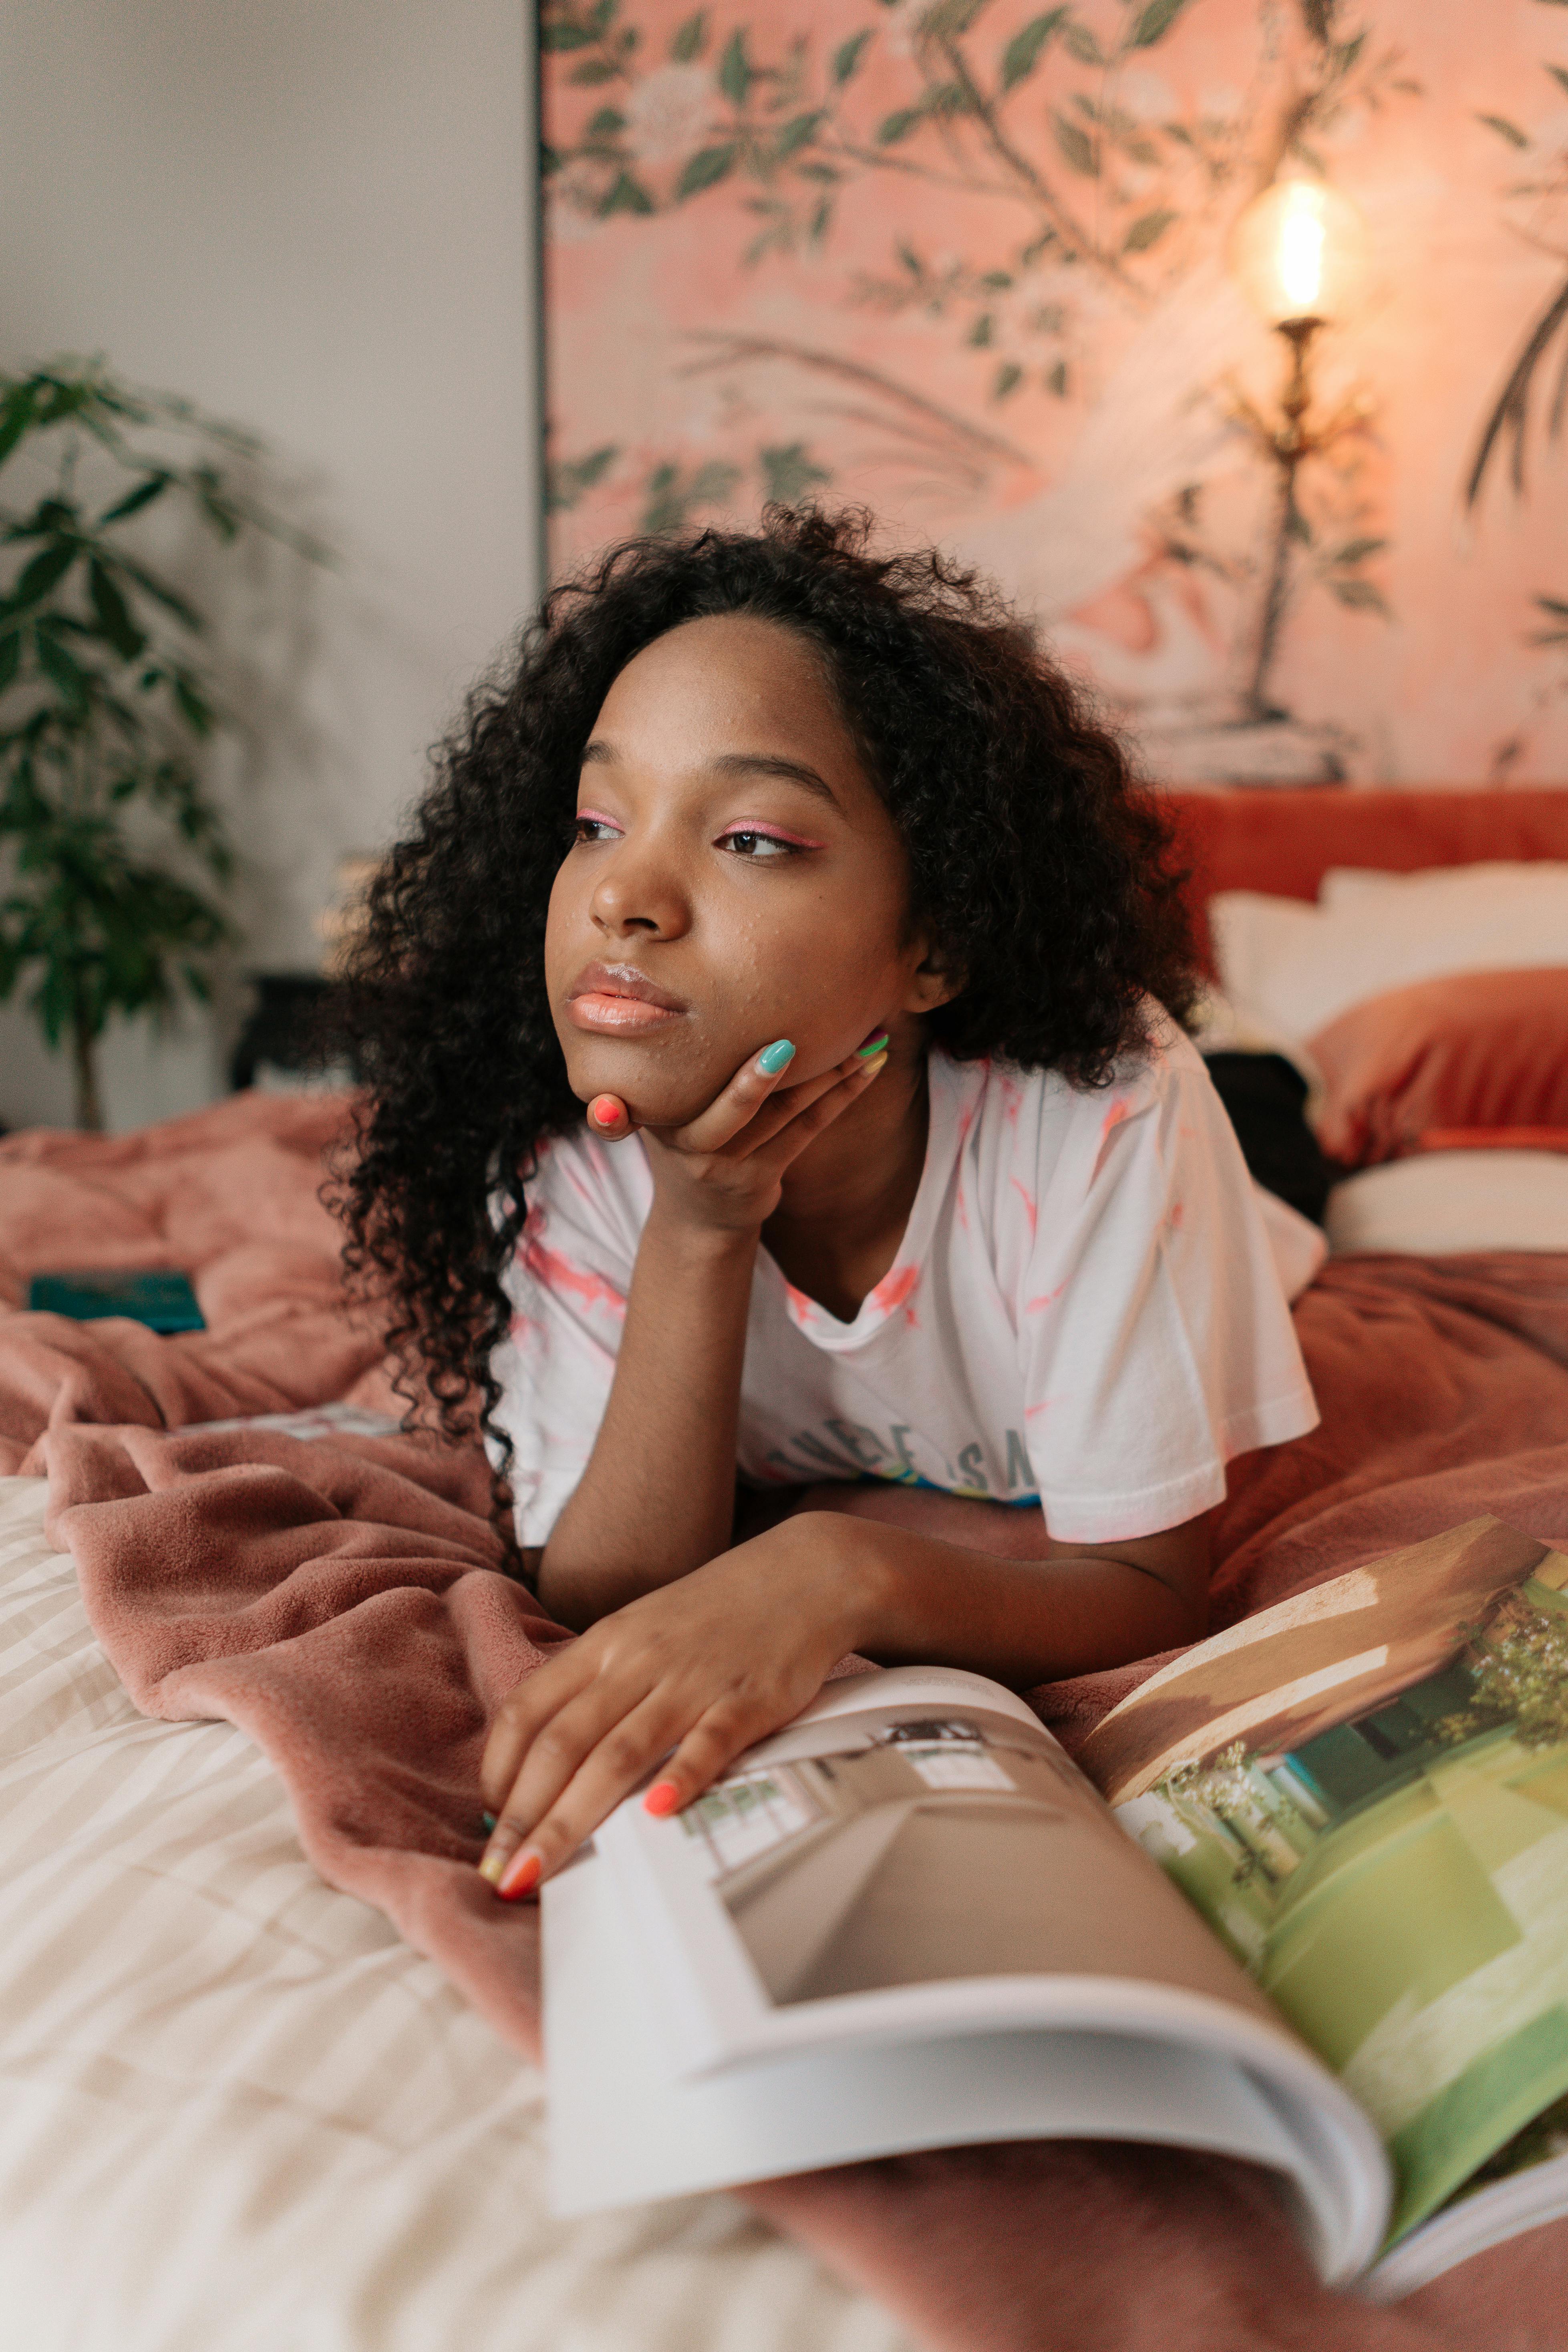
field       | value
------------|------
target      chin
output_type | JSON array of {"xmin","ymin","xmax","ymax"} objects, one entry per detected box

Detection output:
[{"xmin": 565, "ymin": 1044, "xmax": 728, "ymax": 1133}]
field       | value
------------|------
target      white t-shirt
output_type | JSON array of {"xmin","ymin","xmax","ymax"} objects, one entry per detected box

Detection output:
[{"xmin": 489, "ymin": 1019, "xmax": 1320, "ymax": 1550}]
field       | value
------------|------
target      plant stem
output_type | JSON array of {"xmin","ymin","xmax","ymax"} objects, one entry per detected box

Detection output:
[{"xmin": 70, "ymin": 1006, "xmax": 104, "ymax": 1134}]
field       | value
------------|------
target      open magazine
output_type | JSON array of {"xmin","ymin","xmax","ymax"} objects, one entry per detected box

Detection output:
[{"xmin": 543, "ymin": 1516, "xmax": 1568, "ymax": 2295}]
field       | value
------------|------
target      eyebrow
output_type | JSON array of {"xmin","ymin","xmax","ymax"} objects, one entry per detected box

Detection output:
[{"xmin": 581, "ymin": 739, "xmax": 839, "ymax": 806}]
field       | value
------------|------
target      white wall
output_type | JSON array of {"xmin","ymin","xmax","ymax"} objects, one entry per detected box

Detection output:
[{"xmin": 0, "ymin": 0, "xmax": 540, "ymax": 1130}]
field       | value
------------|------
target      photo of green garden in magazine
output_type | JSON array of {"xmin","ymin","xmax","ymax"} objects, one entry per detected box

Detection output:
[{"xmin": 1092, "ymin": 1517, "xmax": 1568, "ymax": 2271}]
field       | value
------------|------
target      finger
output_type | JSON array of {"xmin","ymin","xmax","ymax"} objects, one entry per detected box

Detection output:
[
  {"xmin": 586, "ymin": 1093, "xmax": 637, "ymax": 1139},
  {"xmin": 479, "ymin": 1667, "xmax": 658, "ymax": 1886},
  {"xmin": 641, "ymin": 1694, "xmax": 773, "ymax": 1821},
  {"xmin": 666, "ymin": 1037, "xmax": 803, "ymax": 1155},
  {"xmin": 750, "ymin": 1047, "xmax": 888, "ymax": 1167},
  {"xmin": 479, "ymin": 1645, "xmax": 598, "ymax": 1819},
  {"xmin": 489, "ymin": 1687, "xmax": 690, "ymax": 1898}
]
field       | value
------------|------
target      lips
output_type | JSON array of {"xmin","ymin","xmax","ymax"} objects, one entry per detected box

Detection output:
[{"xmin": 565, "ymin": 961, "xmax": 687, "ymax": 1036}]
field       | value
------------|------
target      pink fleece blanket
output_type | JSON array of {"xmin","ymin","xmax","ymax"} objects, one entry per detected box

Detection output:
[{"xmin": 7, "ymin": 1094, "xmax": 1568, "ymax": 2350}]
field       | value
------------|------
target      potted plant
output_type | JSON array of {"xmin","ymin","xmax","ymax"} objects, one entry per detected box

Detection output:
[{"xmin": 0, "ymin": 356, "xmax": 327, "ymax": 1129}]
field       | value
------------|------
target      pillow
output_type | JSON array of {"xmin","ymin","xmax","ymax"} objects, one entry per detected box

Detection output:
[
  {"xmin": 1307, "ymin": 969, "xmax": 1568, "ymax": 1166},
  {"xmin": 1318, "ymin": 860, "xmax": 1568, "ymax": 914},
  {"xmin": 1209, "ymin": 886, "xmax": 1568, "ymax": 1045},
  {"xmin": 1325, "ymin": 1150, "xmax": 1568, "ymax": 1255}
]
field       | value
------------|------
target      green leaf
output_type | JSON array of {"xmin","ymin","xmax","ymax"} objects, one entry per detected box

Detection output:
[
  {"xmin": 758, "ymin": 442, "xmax": 831, "ymax": 503},
  {"xmin": 775, "ymin": 111, "xmax": 823, "ymax": 159},
  {"xmin": 671, "ymin": 9, "xmax": 707, "ymax": 60},
  {"xmin": 1328, "ymin": 576, "xmax": 1388, "ymax": 613},
  {"xmin": 999, "ymin": 9, "xmax": 1067, "ymax": 91},
  {"xmin": 1536, "ymin": 594, "xmax": 1568, "ymax": 615},
  {"xmin": 1052, "ymin": 113, "xmax": 1099, "ymax": 175},
  {"xmin": 546, "ymin": 445, "xmax": 621, "ymax": 513},
  {"xmin": 0, "ymin": 631, "xmax": 19, "ymax": 696},
  {"xmin": 676, "ymin": 143, "xmax": 738, "ymax": 197},
  {"xmin": 173, "ymin": 675, "xmax": 215, "ymax": 738},
  {"xmin": 876, "ymin": 105, "xmax": 926, "ymax": 144},
  {"xmin": 1063, "ymin": 22, "xmax": 1104, "ymax": 64},
  {"xmin": 1046, "ymin": 360, "xmax": 1069, "ymax": 397},
  {"xmin": 833, "ymin": 30, "xmax": 872, "ymax": 83},
  {"xmin": 540, "ymin": 21, "xmax": 596, "ymax": 49},
  {"xmin": 1332, "ymin": 536, "xmax": 1386, "ymax": 565},
  {"xmin": 586, "ymin": 105, "xmax": 626, "ymax": 135},
  {"xmin": 1129, "ymin": 0, "xmax": 1194, "ymax": 47},
  {"xmin": 9, "ymin": 540, "xmax": 77, "ymax": 614},
  {"xmin": 1123, "ymin": 207, "xmax": 1177, "ymax": 251},
  {"xmin": 0, "ymin": 381, "xmax": 38, "ymax": 471},
  {"xmin": 570, "ymin": 57, "xmax": 619, "ymax": 84},
  {"xmin": 598, "ymin": 169, "xmax": 656, "ymax": 215},
  {"xmin": 968, "ymin": 312, "xmax": 994, "ymax": 346},
  {"xmin": 1477, "ymin": 113, "xmax": 1529, "ymax": 148},
  {"xmin": 112, "ymin": 557, "xmax": 203, "ymax": 633},
  {"xmin": 992, "ymin": 362, "xmax": 1023, "ymax": 400},
  {"xmin": 1548, "ymin": 65, "xmax": 1568, "ymax": 93},
  {"xmin": 88, "ymin": 562, "xmax": 146, "ymax": 662},
  {"xmin": 34, "ymin": 630, "xmax": 91, "ymax": 717},
  {"xmin": 718, "ymin": 28, "xmax": 750, "ymax": 103},
  {"xmin": 97, "ymin": 471, "xmax": 170, "ymax": 527}
]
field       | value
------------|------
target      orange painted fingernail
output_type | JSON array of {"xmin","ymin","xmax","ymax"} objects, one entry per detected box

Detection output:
[
  {"xmin": 496, "ymin": 1847, "xmax": 542, "ymax": 1900},
  {"xmin": 589, "ymin": 1095, "xmax": 627, "ymax": 1130},
  {"xmin": 643, "ymin": 1780, "xmax": 681, "ymax": 1817}
]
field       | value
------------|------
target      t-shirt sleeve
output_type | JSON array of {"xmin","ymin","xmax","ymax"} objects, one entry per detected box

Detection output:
[
  {"xmin": 486, "ymin": 1136, "xmax": 639, "ymax": 1548},
  {"xmin": 1017, "ymin": 1033, "xmax": 1319, "ymax": 1544}
]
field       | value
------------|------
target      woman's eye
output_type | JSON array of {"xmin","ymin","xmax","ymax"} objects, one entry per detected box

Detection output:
[
  {"xmin": 574, "ymin": 815, "xmax": 621, "ymax": 844},
  {"xmin": 720, "ymin": 829, "xmax": 793, "ymax": 858}
]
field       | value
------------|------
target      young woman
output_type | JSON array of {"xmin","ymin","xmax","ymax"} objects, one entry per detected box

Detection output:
[{"xmin": 340, "ymin": 508, "xmax": 1318, "ymax": 1901}]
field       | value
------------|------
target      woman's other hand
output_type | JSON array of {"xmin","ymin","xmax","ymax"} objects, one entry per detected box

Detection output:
[
  {"xmin": 477, "ymin": 1521, "xmax": 872, "ymax": 1898},
  {"xmin": 586, "ymin": 1032, "xmax": 888, "ymax": 1238}
]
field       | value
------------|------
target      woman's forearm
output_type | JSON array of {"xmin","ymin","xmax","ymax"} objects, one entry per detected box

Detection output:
[
  {"xmin": 539, "ymin": 1211, "xmax": 757, "ymax": 1625},
  {"xmin": 783, "ymin": 1510, "xmax": 1207, "ymax": 1686}
]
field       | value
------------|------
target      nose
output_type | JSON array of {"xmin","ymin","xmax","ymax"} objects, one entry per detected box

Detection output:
[{"xmin": 588, "ymin": 828, "xmax": 691, "ymax": 941}]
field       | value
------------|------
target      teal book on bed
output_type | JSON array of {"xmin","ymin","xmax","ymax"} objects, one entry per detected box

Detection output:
[{"xmin": 28, "ymin": 1270, "xmax": 205, "ymax": 1333}]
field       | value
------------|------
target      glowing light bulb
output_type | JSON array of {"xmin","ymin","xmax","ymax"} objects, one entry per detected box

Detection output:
[{"xmin": 1230, "ymin": 178, "xmax": 1369, "ymax": 327}]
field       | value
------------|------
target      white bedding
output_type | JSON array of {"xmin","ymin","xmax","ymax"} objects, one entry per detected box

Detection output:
[{"xmin": 0, "ymin": 1477, "xmax": 911, "ymax": 2352}]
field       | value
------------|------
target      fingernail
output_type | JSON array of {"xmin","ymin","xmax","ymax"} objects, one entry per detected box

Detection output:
[
  {"xmin": 496, "ymin": 1847, "xmax": 542, "ymax": 1901},
  {"xmin": 757, "ymin": 1040, "xmax": 795, "ymax": 1075},
  {"xmin": 479, "ymin": 1811, "xmax": 497, "ymax": 1834},
  {"xmin": 859, "ymin": 1051, "xmax": 888, "ymax": 1077},
  {"xmin": 855, "ymin": 1032, "xmax": 890, "ymax": 1059},
  {"xmin": 643, "ymin": 1780, "xmax": 682, "ymax": 1818},
  {"xmin": 589, "ymin": 1094, "xmax": 627, "ymax": 1129}
]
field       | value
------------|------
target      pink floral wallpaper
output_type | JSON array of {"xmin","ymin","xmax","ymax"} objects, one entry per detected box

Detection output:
[{"xmin": 543, "ymin": 1, "xmax": 1568, "ymax": 784}]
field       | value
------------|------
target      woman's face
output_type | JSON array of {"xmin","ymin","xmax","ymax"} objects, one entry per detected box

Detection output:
[{"xmin": 544, "ymin": 613, "xmax": 940, "ymax": 1128}]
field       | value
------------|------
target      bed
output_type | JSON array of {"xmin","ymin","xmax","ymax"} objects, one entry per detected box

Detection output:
[{"xmin": 2, "ymin": 789, "xmax": 1567, "ymax": 2352}]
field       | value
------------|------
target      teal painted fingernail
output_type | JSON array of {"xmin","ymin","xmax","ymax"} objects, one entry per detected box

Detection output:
[
  {"xmin": 758, "ymin": 1039, "xmax": 795, "ymax": 1075},
  {"xmin": 480, "ymin": 1811, "xmax": 497, "ymax": 1834},
  {"xmin": 855, "ymin": 1032, "xmax": 890, "ymax": 1059}
]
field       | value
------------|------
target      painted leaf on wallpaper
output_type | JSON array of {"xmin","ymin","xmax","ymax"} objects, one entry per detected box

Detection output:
[{"xmin": 544, "ymin": 0, "xmax": 1568, "ymax": 784}]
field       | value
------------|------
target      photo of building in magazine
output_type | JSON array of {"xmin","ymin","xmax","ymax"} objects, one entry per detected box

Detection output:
[
  {"xmin": 682, "ymin": 1715, "xmax": 1149, "ymax": 2006},
  {"xmin": 1090, "ymin": 1519, "xmax": 1568, "ymax": 2243}
]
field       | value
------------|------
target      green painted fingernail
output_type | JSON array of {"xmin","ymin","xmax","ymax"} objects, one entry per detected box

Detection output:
[
  {"xmin": 758, "ymin": 1039, "xmax": 795, "ymax": 1074},
  {"xmin": 855, "ymin": 1032, "xmax": 890, "ymax": 1059},
  {"xmin": 480, "ymin": 1810, "xmax": 497, "ymax": 1834}
]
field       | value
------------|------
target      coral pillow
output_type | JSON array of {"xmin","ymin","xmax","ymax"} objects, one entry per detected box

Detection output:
[{"xmin": 1307, "ymin": 967, "xmax": 1568, "ymax": 1166}]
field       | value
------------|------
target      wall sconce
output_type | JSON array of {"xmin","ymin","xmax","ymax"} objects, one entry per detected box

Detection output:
[{"xmin": 1228, "ymin": 178, "xmax": 1372, "ymax": 724}]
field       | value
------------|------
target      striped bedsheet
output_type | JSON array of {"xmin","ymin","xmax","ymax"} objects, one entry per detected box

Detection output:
[{"xmin": 0, "ymin": 1476, "xmax": 911, "ymax": 2352}]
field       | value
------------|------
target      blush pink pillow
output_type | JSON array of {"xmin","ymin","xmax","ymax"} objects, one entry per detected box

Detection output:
[{"xmin": 1308, "ymin": 967, "xmax": 1568, "ymax": 1166}]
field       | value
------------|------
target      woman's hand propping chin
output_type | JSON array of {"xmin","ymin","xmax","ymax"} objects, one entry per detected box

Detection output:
[
  {"xmin": 476, "ymin": 1523, "xmax": 874, "ymax": 1898},
  {"xmin": 585, "ymin": 1031, "xmax": 889, "ymax": 1238}
]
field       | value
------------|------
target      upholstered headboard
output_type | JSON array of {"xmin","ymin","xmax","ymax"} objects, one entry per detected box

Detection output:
[{"xmin": 1163, "ymin": 787, "xmax": 1568, "ymax": 976}]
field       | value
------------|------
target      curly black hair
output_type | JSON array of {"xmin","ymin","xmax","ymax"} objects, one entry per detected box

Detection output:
[{"xmin": 336, "ymin": 505, "xmax": 1198, "ymax": 1527}]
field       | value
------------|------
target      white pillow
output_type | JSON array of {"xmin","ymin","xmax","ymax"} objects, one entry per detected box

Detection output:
[
  {"xmin": 1319, "ymin": 860, "xmax": 1568, "ymax": 914},
  {"xmin": 1209, "ymin": 885, "xmax": 1568, "ymax": 1046},
  {"xmin": 1325, "ymin": 1151, "xmax": 1568, "ymax": 1255}
]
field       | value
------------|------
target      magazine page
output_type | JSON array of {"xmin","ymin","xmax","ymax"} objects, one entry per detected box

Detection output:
[
  {"xmin": 1079, "ymin": 1517, "xmax": 1568, "ymax": 2246},
  {"xmin": 594, "ymin": 1663, "xmax": 1298, "ymax": 2081}
]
